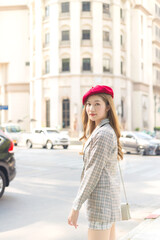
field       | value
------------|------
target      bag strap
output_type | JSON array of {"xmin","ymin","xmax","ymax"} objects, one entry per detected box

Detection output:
[{"xmin": 118, "ymin": 160, "xmax": 129, "ymax": 204}]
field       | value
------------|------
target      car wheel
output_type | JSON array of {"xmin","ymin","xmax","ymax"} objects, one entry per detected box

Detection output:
[
  {"xmin": 0, "ymin": 170, "xmax": 6, "ymax": 198},
  {"xmin": 26, "ymin": 140, "xmax": 32, "ymax": 149},
  {"xmin": 63, "ymin": 145, "xmax": 68, "ymax": 149},
  {"xmin": 46, "ymin": 141, "xmax": 53, "ymax": 150},
  {"xmin": 126, "ymin": 152, "xmax": 131, "ymax": 154}
]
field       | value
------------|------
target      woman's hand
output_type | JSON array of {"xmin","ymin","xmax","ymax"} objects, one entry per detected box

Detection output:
[{"xmin": 68, "ymin": 209, "xmax": 79, "ymax": 229}]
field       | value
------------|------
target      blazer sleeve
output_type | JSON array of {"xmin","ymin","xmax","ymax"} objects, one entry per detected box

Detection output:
[{"xmin": 72, "ymin": 130, "xmax": 115, "ymax": 211}]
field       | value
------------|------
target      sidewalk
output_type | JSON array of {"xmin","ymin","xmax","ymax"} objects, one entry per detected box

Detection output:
[{"xmin": 119, "ymin": 209, "xmax": 160, "ymax": 240}]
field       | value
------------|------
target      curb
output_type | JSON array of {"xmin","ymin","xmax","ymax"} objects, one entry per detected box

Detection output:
[{"xmin": 119, "ymin": 210, "xmax": 160, "ymax": 240}]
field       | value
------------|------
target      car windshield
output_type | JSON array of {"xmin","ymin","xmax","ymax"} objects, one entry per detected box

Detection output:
[
  {"xmin": 134, "ymin": 132, "xmax": 152, "ymax": 140},
  {"xmin": 46, "ymin": 130, "xmax": 59, "ymax": 134},
  {"xmin": 6, "ymin": 126, "xmax": 21, "ymax": 133}
]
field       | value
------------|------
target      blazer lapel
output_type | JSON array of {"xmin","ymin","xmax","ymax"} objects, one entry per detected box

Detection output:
[{"xmin": 83, "ymin": 118, "xmax": 109, "ymax": 153}]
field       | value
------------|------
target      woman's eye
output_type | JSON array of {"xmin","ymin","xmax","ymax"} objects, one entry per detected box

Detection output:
[
  {"xmin": 95, "ymin": 103, "xmax": 100, "ymax": 106},
  {"xmin": 86, "ymin": 103, "xmax": 91, "ymax": 106}
]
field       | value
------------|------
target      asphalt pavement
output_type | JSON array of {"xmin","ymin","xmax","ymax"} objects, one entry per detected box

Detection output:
[{"xmin": 0, "ymin": 145, "xmax": 159, "ymax": 240}]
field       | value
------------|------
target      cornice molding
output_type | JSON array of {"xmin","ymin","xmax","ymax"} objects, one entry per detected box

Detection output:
[
  {"xmin": 153, "ymin": 18, "xmax": 160, "ymax": 26},
  {"xmin": 153, "ymin": 40, "xmax": 160, "ymax": 48},
  {"xmin": 155, "ymin": 0, "xmax": 160, "ymax": 5},
  {"xmin": 134, "ymin": 4, "xmax": 152, "ymax": 16},
  {"xmin": 0, "ymin": 5, "xmax": 28, "ymax": 11},
  {"xmin": 153, "ymin": 85, "xmax": 160, "ymax": 94},
  {"xmin": 5, "ymin": 82, "xmax": 29, "ymax": 93},
  {"xmin": 153, "ymin": 62, "xmax": 160, "ymax": 68},
  {"xmin": 133, "ymin": 82, "xmax": 149, "ymax": 93}
]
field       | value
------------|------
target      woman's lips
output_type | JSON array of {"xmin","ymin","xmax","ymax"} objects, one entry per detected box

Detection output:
[{"xmin": 90, "ymin": 114, "xmax": 96, "ymax": 116}]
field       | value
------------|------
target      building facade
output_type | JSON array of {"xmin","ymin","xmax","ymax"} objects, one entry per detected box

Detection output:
[
  {"xmin": 28, "ymin": 0, "xmax": 160, "ymax": 135},
  {"xmin": 0, "ymin": 0, "xmax": 30, "ymax": 131}
]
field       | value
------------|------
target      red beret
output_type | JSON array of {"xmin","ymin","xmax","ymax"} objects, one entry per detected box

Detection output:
[{"xmin": 82, "ymin": 85, "xmax": 114, "ymax": 105}]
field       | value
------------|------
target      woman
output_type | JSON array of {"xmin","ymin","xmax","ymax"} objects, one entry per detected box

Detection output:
[{"xmin": 68, "ymin": 85, "xmax": 123, "ymax": 240}]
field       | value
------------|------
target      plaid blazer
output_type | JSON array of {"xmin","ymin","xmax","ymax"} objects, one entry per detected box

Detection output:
[{"xmin": 72, "ymin": 118, "xmax": 121, "ymax": 223}]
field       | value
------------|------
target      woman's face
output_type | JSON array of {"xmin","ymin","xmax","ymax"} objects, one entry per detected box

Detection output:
[{"xmin": 86, "ymin": 95, "xmax": 110, "ymax": 126}]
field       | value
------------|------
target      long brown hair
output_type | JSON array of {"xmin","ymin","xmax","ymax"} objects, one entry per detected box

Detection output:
[{"xmin": 80, "ymin": 93, "xmax": 123, "ymax": 160}]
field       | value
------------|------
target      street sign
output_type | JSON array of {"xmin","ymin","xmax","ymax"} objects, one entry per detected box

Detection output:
[{"xmin": 0, "ymin": 105, "xmax": 8, "ymax": 110}]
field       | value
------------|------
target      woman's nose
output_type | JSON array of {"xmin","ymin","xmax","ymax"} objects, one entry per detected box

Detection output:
[{"xmin": 90, "ymin": 105, "xmax": 95, "ymax": 111}]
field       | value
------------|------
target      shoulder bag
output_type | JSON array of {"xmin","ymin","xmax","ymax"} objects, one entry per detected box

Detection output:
[{"xmin": 118, "ymin": 161, "xmax": 131, "ymax": 221}]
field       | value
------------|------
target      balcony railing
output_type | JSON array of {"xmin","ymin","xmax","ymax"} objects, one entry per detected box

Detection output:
[
  {"xmin": 43, "ymin": 42, "xmax": 50, "ymax": 48},
  {"xmin": 81, "ymin": 39, "xmax": 92, "ymax": 47},
  {"xmin": 103, "ymin": 41, "xmax": 112, "ymax": 48},
  {"xmin": 103, "ymin": 12, "xmax": 111, "ymax": 19},
  {"xmin": 60, "ymin": 68, "xmax": 70, "ymax": 73},
  {"xmin": 103, "ymin": 67, "xmax": 113, "ymax": 74},
  {"xmin": 59, "ymin": 12, "xmax": 70, "ymax": 19},
  {"xmin": 59, "ymin": 40, "xmax": 70, "ymax": 47},
  {"xmin": 81, "ymin": 11, "xmax": 92, "ymax": 18},
  {"xmin": 81, "ymin": 67, "xmax": 93, "ymax": 73}
]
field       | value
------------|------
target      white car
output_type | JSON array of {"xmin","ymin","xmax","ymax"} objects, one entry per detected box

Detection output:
[
  {"xmin": 0, "ymin": 123, "xmax": 21, "ymax": 146},
  {"xmin": 25, "ymin": 128, "xmax": 70, "ymax": 149}
]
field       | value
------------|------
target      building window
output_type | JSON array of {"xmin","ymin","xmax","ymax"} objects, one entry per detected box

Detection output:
[
  {"xmin": 155, "ymin": 4, "xmax": 160, "ymax": 17},
  {"xmin": 103, "ymin": 58, "xmax": 110, "ymax": 72},
  {"xmin": 103, "ymin": 31, "xmax": 110, "ymax": 42},
  {"xmin": 45, "ymin": 60, "xmax": 50, "ymax": 74},
  {"xmin": 155, "ymin": 4, "xmax": 158, "ymax": 15},
  {"xmin": 62, "ymin": 58, "xmax": 70, "ymax": 72},
  {"xmin": 141, "ymin": 62, "xmax": 143, "ymax": 70},
  {"xmin": 62, "ymin": 99, "xmax": 70, "ymax": 128},
  {"xmin": 120, "ymin": 8, "xmax": 124, "ymax": 20},
  {"xmin": 82, "ymin": 30, "xmax": 90, "ymax": 40},
  {"xmin": 62, "ymin": 30, "xmax": 69, "ymax": 41},
  {"xmin": 121, "ymin": 99, "xmax": 124, "ymax": 118},
  {"xmin": 61, "ymin": 2, "xmax": 70, "ymax": 13},
  {"xmin": 120, "ymin": 8, "xmax": 123, "ymax": 18},
  {"xmin": 82, "ymin": 58, "xmax": 91, "ymax": 71},
  {"xmin": 120, "ymin": 35, "xmax": 122, "ymax": 45},
  {"xmin": 103, "ymin": 3, "xmax": 110, "ymax": 15},
  {"xmin": 156, "ymin": 48, "xmax": 158, "ymax": 58},
  {"xmin": 121, "ymin": 61, "xmax": 124, "ymax": 74},
  {"xmin": 45, "ymin": 5, "xmax": 50, "ymax": 18},
  {"xmin": 46, "ymin": 99, "xmax": 50, "ymax": 127},
  {"xmin": 155, "ymin": 47, "xmax": 160, "ymax": 61},
  {"xmin": 156, "ymin": 70, "xmax": 160, "ymax": 84},
  {"xmin": 156, "ymin": 25, "xmax": 158, "ymax": 36},
  {"xmin": 45, "ymin": 33, "xmax": 50, "ymax": 46},
  {"xmin": 155, "ymin": 25, "xmax": 160, "ymax": 40},
  {"xmin": 120, "ymin": 34, "xmax": 123, "ymax": 46},
  {"xmin": 25, "ymin": 62, "xmax": 30, "ymax": 66},
  {"xmin": 82, "ymin": 2, "xmax": 91, "ymax": 12}
]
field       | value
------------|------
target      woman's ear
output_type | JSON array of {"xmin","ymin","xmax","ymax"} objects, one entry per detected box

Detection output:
[{"xmin": 106, "ymin": 105, "xmax": 110, "ymax": 112}]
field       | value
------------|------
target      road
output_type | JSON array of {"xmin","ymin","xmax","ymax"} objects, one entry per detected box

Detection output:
[{"xmin": 0, "ymin": 145, "xmax": 160, "ymax": 240}]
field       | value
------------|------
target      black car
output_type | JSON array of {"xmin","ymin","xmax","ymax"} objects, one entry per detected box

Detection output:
[{"xmin": 0, "ymin": 130, "xmax": 16, "ymax": 198}]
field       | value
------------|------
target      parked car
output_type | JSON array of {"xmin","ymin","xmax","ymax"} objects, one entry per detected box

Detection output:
[
  {"xmin": 0, "ymin": 123, "xmax": 21, "ymax": 146},
  {"xmin": 120, "ymin": 131, "xmax": 160, "ymax": 155},
  {"xmin": 0, "ymin": 130, "xmax": 16, "ymax": 198},
  {"xmin": 21, "ymin": 128, "xmax": 70, "ymax": 149}
]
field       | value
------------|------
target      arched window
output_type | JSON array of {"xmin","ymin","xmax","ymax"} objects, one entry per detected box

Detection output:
[
  {"xmin": 62, "ymin": 99, "xmax": 70, "ymax": 128},
  {"xmin": 103, "ymin": 26, "xmax": 112, "ymax": 47},
  {"xmin": 103, "ymin": 57, "xmax": 111, "ymax": 72}
]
